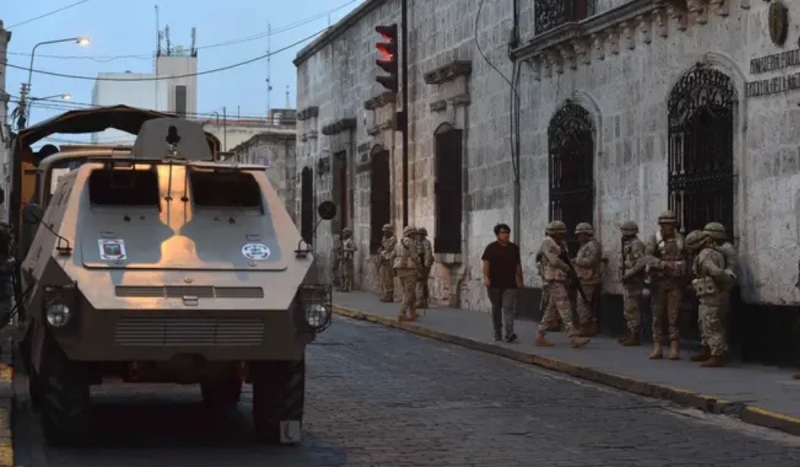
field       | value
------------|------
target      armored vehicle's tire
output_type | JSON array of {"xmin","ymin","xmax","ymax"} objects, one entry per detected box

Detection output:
[
  {"xmin": 40, "ymin": 348, "xmax": 92, "ymax": 446},
  {"xmin": 252, "ymin": 359, "xmax": 305, "ymax": 444},
  {"xmin": 201, "ymin": 377, "xmax": 243, "ymax": 410}
]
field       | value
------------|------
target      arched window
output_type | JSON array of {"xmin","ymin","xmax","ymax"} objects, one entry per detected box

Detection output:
[
  {"xmin": 548, "ymin": 101, "xmax": 595, "ymax": 254},
  {"xmin": 668, "ymin": 66, "xmax": 736, "ymax": 236},
  {"xmin": 434, "ymin": 123, "xmax": 463, "ymax": 253},
  {"xmin": 301, "ymin": 166, "xmax": 313, "ymax": 245},
  {"xmin": 370, "ymin": 145, "xmax": 391, "ymax": 254}
]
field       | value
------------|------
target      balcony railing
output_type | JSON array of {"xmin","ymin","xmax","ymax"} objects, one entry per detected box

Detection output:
[{"xmin": 534, "ymin": 0, "xmax": 597, "ymax": 35}]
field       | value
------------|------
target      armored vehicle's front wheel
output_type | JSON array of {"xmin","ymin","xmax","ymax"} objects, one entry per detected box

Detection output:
[
  {"xmin": 201, "ymin": 376, "xmax": 243, "ymax": 410},
  {"xmin": 39, "ymin": 346, "xmax": 92, "ymax": 446},
  {"xmin": 251, "ymin": 359, "xmax": 305, "ymax": 444}
]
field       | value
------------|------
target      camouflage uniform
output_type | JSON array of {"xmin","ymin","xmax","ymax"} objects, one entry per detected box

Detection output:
[
  {"xmin": 619, "ymin": 221, "xmax": 646, "ymax": 346},
  {"xmin": 534, "ymin": 221, "xmax": 590, "ymax": 349},
  {"xmin": 573, "ymin": 223, "xmax": 602, "ymax": 337},
  {"xmin": 339, "ymin": 228, "xmax": 357, "ymax": 292},
  {"xmin": 686, "ymin": 230, "xmax": 735, "ymax": 367},
  {"xmin": 378, "ymin": 224, "xmax": 397, "ymax": 302},
  {"xmin": 332, "ymin": 234, "xmax": 342, "ymax": 287},
  {"xmin": 645, "ymin": 210, "xmax": 687, "ymax": 360},
  {"xmin": 415, "ymin": 227, "xmax": 434, "ymax": 308},
  {"xmin": 393, "ymin": 226, "xmax": 421, "ymax": 322}
]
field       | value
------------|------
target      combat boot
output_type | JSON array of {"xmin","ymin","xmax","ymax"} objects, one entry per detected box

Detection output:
[
  {"xmin": 621, "ymin": 330, "xmax": 641, "ymax": 346},
  {"xmin": 700, "ymin": 355, "xmax": 725, "ymax": 368},
  {"xmin": 397, "ymin": 313, "xmax": 410, "ymax": 322},
  {"xmin": 793, "ymin": 372, "xmax": 800, "ymax": 380},
  {"xmin": 535, "ymin": 332, "xmax": 554, "ymax": 347},
  {"xmin": 668, "ymin": 340, "xmax": 680, "ymax": 360},
  {"xmin": 649, "ymin": 342, "xmax": 663, "ymax": 359},
  {"xmin": 409, "ymin": 309, "xmax": 421, "ymax": 321},
  {"xmin": 690, "ymin": 345, "xmax": 711, "ymax": 362},
  {"xmin": 570, "ymin": 336, "xmax": 590, "ymax": 348},
  {"xmin": 584, "ymin": 322, "xmax": 599, "ymax": 337}
]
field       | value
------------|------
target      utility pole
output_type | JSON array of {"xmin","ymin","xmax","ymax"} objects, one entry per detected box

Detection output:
[
  {"xmin": 401, "ymin": 0, "xmax": 409, "ymax": 227},
  {"xmin": 223, "ymin": 106, "xmax": 227, "ymax": 152},
  {"xmin": 266, "ymin": 23, "xmax": 272, "ymax": 123}
]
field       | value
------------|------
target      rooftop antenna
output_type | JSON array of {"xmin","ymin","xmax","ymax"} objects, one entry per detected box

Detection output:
[
  {"xmin": 266, "ymin": 22, "xmax": 272, "ymax": 122},
  {"xmin": 191, "ymin": 26, "xmax": 197, "ymax": 56},
  {"xmin": 286, "ymin": 85, "xmax": 290, "ymax": 108},
  {"xmin": 155, "ymin": 5, "xmax": 161, "ymax": 57},
  {"xmin": 166, "ymin": 24, "xmax": 171, "ymax": 56}
]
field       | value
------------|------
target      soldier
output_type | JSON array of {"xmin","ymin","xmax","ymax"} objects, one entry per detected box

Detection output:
[
  {"xmin": 416, "ymin": 227, "xmax": 434, "ymax": 309},
  {"xmin": 645, "ymin": 210, "xmax": 687, "ymax": 360},
  {"xmin": 534, "ymin": 221, "xmax": 590, "ymax": 348},
  {"xmin": 332, "ymin": 234, "xmax": 342, "ymax": 288},
  {"xmin": 378, "ymin": 224, "xmax": 397, "ymax": 302},
  {"xmin": 339, "ymin": 228, "xmax": 357, "ymax": 292},
  {"xmin": 686, "ymin": 230, "xmax": 735, "ymax": 367},
  {"xmin": 618, "ymin": 221, "xmax": 646, "ymax": 346},
  {"xmin": 692, "ymin": 222, "xmax": 739, "ymax": 362},
  {"xmin": 393, "ymin": 226, "xmax": 421, "ymax": 322},
  {"xmin": 573, "ymin": 222, "xmax": 602, "ymax": 337}
]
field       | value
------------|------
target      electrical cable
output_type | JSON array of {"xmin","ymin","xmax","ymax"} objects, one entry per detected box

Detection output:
[
  {"xmin": 5, "ymin": 29, "xmax": 324, "ymax": 81},
  {"xmin": 5, "ymin": 0, "xmax": 89, "ymax": 29}
]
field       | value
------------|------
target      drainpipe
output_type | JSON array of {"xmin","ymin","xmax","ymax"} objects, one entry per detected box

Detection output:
[
  {"xmin": 401, "ymin": 0, "xmax": 409, "ymax": 227},
  {"xmin": 510, "ymin": 0, "xmax": 521, "ymax": 244}
]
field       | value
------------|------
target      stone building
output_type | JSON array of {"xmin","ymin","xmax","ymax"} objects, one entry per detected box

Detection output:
[
  {"xmin": 294, "ymin": 0, "xmax": 800, "ymax": 366},
  {"xmin": 231, "ymin": 128, "xmax": 297, "ymax": 222},
  {"xmin": 0, "ymin": 20, "xmax": 10, "ymax": 219}
]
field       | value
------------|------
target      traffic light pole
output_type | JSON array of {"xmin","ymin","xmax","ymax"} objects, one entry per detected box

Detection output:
[{"xmin": 401, "ymin": 0, "xmax": 409, "ymax": 228}]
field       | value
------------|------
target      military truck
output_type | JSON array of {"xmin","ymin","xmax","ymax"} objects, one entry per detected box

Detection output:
[{"xmin": 12, "ymin": 111, "xmax": 335, "ymax": 446}]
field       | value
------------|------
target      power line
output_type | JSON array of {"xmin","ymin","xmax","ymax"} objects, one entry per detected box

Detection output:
[
  {"xmin": 5, "ymin": 29, "xmax": 324, "ymax": 81},
  {"xmin": 6, "ymin": 0, "xmax": 89, "ymax": 29},
  {"xmin": 5, "ymin": 0, "xmax": 355, "ymax": 61}
]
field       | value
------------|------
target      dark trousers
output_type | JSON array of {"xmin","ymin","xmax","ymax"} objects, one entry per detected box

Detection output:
[{"xmin": 488, "ymin": 288, "xmax": 517, "ymax": 337}]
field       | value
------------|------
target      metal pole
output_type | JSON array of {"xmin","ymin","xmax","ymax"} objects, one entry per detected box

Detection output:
[
  {"xmin": 223, "ymin": 106, "xmax": 227, "ymax": 152},
  {"xmin": 401, "ymin": 0, "xmax": 409, "ymax": 228}
]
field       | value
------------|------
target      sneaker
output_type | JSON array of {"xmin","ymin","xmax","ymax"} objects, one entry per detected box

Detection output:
[{"xmin": 505, "ymin": 332, "xmax": 518, "ymax": 343}]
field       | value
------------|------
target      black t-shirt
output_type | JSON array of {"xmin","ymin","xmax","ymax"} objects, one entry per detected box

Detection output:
[{"xmin": 481, "ymin": 241, "xmax": 521, "ymax": 289}]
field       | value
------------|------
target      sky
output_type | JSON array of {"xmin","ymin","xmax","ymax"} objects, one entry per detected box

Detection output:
[{"xmin": 3, "ymin": 0, "xmax": 363, "ymax": 142}]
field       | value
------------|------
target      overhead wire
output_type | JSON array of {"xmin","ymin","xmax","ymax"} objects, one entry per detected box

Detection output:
[{"xmin": 5, "ymin": 0, "xmax": 89, "ymax": 29}]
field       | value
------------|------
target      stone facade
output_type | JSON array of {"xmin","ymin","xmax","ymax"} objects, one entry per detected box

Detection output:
[
  {"xmin": 0, "ymin": 21, "xmax": 10, "ymax": 220},
  {"xmin": 231, "ymin": 129, "xmax": 297, "ymax": 222},
  {"xmin": 294, "ymin": 0, "xmax": 800, "ymax": 314}
]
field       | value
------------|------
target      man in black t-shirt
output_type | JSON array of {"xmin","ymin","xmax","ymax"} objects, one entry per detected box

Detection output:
[{"xmin": 482, "ymin": 223, "xmax": 523, "ymax": 342}]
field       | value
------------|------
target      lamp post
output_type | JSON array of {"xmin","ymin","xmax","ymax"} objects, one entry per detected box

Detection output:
[
  {"xmin": 17, "ymin": 36, "xmax": 89, "ymax": 129},
  {"xmin": 27, "ymin": 94, "xmax": 71, "ymax": 121}
]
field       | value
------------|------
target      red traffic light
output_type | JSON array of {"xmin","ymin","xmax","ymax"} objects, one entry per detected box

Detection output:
[
  {"xmin": 375, "ymin": 24, "xmax": 399, "ymax": 93},
  {"xmin": 375, "ymin": 24, "xmax": 397, "ymax": 42}
]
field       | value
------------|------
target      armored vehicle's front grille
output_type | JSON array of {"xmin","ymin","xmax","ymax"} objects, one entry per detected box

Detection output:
[
  {"xmin": 115, "ymin": 286, "xmax": 264, "ymax": 299},
  {"xmin": 115, "ymin": 317, "xmax": 265, "ymax": 346}
]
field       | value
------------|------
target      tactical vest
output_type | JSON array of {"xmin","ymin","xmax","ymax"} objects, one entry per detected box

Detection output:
[
  {"xmin": 540, "ymin": 237, "xmax": 568, "ymax": 282},
  {"xmin": 393, "ymin": 237, "xmax": 420, "ymax": 270}
]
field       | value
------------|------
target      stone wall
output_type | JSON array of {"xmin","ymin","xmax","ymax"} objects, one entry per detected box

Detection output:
[{"xmin": 295, "ymin": 0, "xmax": 800, "ymax": 311}]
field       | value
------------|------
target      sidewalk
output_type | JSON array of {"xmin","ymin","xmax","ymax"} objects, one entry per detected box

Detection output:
[{"xmin": 333, "ymin": 290, "xmax": 800, "ymax": 437}]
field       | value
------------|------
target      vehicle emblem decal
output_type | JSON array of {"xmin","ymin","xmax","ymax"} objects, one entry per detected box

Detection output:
[
  {"xmin": 242, "ymin": 243, "xmax": 270, "ymax": 260},
  {"xmin": 98, "ymin": 239, "xmax": 127, "ymax": 261}
]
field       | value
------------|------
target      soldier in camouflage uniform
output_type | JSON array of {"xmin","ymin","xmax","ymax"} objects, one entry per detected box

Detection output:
[
  {"xmin": 416, "ymin": 227, "xmax": 434, "ymax": 308},
  {"xmin": 534, "ymin": 221, "xmax": 590, "ymax": 348},
  {"xmin": 378, "ymin": 224, "xmax": 397, "ymax": 302},
  {"xmin": 686, "ymin": 230, "xmax": 736, "ymax": 367},
  {"xmin": 332, "ymin": 234, "xmax": 342, "ymax": 288},
  {"xmin": 394, "ymin": 226, "xmax": 421, "ymax": 322},
  {"xmin": 573, "ymin": 222, "xmax": 602, "ymax": 337},
  {"xmin": 645, "ymin": 210, "xmax": 687, "ymax": 360},
  {"xmin": 691, "ymin": 222, "xmax": 739, "ymax": 362},
  {"xmin": 619, "ymin": 221, "xmax": 646, "ymax": 346},
  {"xmin": 339, "ymin": 228, "xmax": 357, "ymax": 292}
]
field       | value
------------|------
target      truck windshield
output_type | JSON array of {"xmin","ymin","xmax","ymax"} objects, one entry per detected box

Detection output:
[
  {"xmin": 189, "ymin": 169, "xmax": 262, "ymax": 210},
  {"xmin": 88, "ymin": 168, "xmax": 160, "ymax": 207}
]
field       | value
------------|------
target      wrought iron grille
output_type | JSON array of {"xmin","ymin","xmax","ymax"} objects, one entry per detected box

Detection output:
[
  {"xmin": 548, "ymin": 101, "xmax": 595, "ymax": 254},
  {"xmin": 301, "ymin": 167, "xmax": 313, "ymax": 245},
  {"xmin": 667, "ymin": 66, "xmax": 736, "ymax": 236},
  {"xmin": 535, "ymin": 0, "xmax": 597, "ymax": 35},
  {"xmin": 370, "ymin": 147, "xmax": 391, "ymax": 254},
  {"xmin": 434, "ymin": 124, "xmax": 463, "ymax": 254}
]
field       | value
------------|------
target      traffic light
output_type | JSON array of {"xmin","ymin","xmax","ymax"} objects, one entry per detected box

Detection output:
[{"xmin": 375, "ymin": 24, "xmax": 398, "ymax": 93}]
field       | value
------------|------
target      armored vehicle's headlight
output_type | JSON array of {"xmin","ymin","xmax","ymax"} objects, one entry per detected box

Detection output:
[
  {"xmin": 298, "ymin": 284, "xmax": 332, "ymax": 332},
  {"xmin": 306, "ymin": 303, "xmax": 330, "ymax": 329},
  {"xmin": 46, "ymin": 301, "xmax": 71, "ymax": 327}
]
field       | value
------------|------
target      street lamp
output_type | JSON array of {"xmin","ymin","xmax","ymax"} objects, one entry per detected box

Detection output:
[
  {"xmin": 26, "ymin": 94, "xmax": 71, "ymax": 122},
  {"xmin": 17, "ymin": 36, "xmax": 89, "ymax": 129}
]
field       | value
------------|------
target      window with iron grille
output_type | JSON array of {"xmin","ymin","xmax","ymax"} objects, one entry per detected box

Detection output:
[
  {"xmin": 548, "ymin": 101, "xmax": 595, "ymax": 255},
  {"xmin": 370, "ymin": 146, "xmax": 391, "ymax": 254},
  {"xmin": 434, "ymin": 123, "xmax": 463, "ymax": 254},
  {"xmin": 667, "ymin": 66, "xmax": 736, "ymax": 237},
  {"xmin": 175, "ymin": 85, "xmax": 187, "ymax": 118},
  {"xmin": 301, "ymin": 167, "xmax": 313, "ymax": 245},
  {"xmin": 534, "ymin": 0, "xmax": 597, "ymax": 35}
]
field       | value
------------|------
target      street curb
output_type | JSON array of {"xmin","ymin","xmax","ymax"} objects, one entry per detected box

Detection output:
[
  {"xmin": 333, "ymin": 304, "xmax": 800, "ymax": 437},
  {"xmin": 0, "ymin": 337, "xmax": 13, "ymax": 467}
]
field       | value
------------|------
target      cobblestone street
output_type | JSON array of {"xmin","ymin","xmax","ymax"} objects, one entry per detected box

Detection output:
[{"xmin": 12, "ymin": 317, "xmax": 800, "ymax": 467}]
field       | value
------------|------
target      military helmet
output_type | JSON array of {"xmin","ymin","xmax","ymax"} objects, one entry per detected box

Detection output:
[
  {"xmin": 545, "ymin": 220, "xmax": 567, "ymax": 234},
  {"xmin": 657, "ymin": 209, "xmax": 678, "ymax": 225},
  {"xmin": 620, "ymin": 220, "xmax": 639, "ymax": 234},
  {"xmin": 685, "ymin": 229, "xmax": 708, "ymax": 250},
  {"xmin": 703, "ymin": 222, "xmax": 726, "ymax": 241},
  {"xmin": 417, "ymin": 227, "xmax": 428, "ymax": 236},
  {"xmin": 382, "ymin": 223, "xmax": 393, "ymax": 232},
  {"xmin": 342, "ymin": 227, "xmax": 353, "ymax": 235},
  {"xmin": 575, "ymin": 222, "xmax": 594, "ymax": 235},
  {"xmin": 403, "ymin": 226, "xmax": 416, "ymax": 237}
]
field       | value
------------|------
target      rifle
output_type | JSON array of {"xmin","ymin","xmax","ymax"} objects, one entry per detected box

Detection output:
[{"xmin": 560, "ymin": 242, "xmax": 591, "ymax": 308}]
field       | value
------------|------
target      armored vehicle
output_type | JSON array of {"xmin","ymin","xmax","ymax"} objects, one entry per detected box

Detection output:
[{"xmin": 11, "ymin": 111, "xmax": 335, "ymax": 446}]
